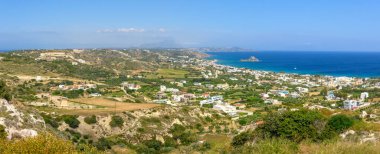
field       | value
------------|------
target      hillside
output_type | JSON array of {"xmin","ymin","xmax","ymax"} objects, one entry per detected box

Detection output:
[{"xmin": 1, "ymin": 49, "xmax": 380, "ymax": 153}]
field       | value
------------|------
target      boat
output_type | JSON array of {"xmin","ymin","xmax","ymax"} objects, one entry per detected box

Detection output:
[{"xmin": 240, "ymin": 56, "xmax": 260, "ymax": 62}]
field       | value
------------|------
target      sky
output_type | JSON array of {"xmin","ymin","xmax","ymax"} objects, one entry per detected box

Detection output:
[{"xmin": 1, "ymin": 0, "xmax": 380, "ymax": 51}]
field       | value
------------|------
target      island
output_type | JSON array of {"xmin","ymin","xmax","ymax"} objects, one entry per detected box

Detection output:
[{"xmin": 240, "ymin": 56, "xmax": 260, "ymax": 62}]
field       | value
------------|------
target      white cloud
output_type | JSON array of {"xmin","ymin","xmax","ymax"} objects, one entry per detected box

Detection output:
[
  {"xmin": 97, "ymin": 28, "xmax": 145, "ymax": 33},
  {"xmin": 96, "ymin": 29, "xmax": 114, "ymax": 33},
  {"xmin": 159, "ymin": 28, "xmax": 166, "ymax": 32},
  {"xmin": 117, "ymin": 28, "xmax": 145, "ymax": 33}
]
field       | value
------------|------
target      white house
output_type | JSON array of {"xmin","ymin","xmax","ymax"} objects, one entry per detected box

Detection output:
[
  {"xmin": 121, "ymin": 82, "xmax": 141, "ymax": 90},
  {"xmin": 360, "ymin": 92, "xmax": 369, "ymax": 101},
  {"xmin": 89, "ymin": 93, "xmax": 102, "ymax": 97},
  {"xmin": 77, "ymin": 59, "xmax": 86, "ymax": 64},
  {"xmin": 153, "ymin": 99, "xmax": 172, "ymax": 104},
  {"xmin": 36, "ymin": 76, "xmax": 43, "ymax": 81},
  {"xmin": 343, "ymin": 100, "xmax": 359, "ymax": 110},
  {"xmin": 160, "ymin": 85, "xmax": 167, "ymax": 92},
  {"xmin": 172, "ymin": 95, "xmax": 183, "ymax": 102},
  {"xmin": 326, "ymin": 91, "xmax": 336, "ymax": 101},
  {"xmin": 213, "ymin": 103, "xmax": 237, "ymax": 116},
  {"xmin": 194, "ymin": 82, "xmax": 202, "ymax": 86},
  {"xmin": 58, "ymin": 84, "xmax": 65, "ymax": 89}
]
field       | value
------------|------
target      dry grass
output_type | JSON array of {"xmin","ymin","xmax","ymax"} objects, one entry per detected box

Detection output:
[
  {"xmin": 0, "ymin": 133, "xmax": 100, "ymax": 153},
  {"xmin": 299, "ymin": 141, "xmax": 380, "ymax": 154},
  {"xmin": 370, "ymin": 98, "xmax": 380, "ymax": 102},
  {"xmin": 57, "ymin": 98, "xmax": 160, "ymax": 115},
  {"xmin": 201, "ymin": 134, "xmax": 233, "ymax": 154}
]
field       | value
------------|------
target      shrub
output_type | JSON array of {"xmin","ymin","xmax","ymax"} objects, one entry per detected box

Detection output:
[
  {"xmin": 163, "ymin": 136, "xmax": 177, "ymax": 147},
  {"xmin": 63, "ymin": 115, "xmax": 80, "ymax": 128},
  {"xmin": 41, "ymin": 113, "xmax": 60, "ymax": 128},
  {"xmin": 0, "ymin": 133, "xmax": 98, "ymax": 153},
  {"xmin": 0, "ymin": 80, "xmax": 11, "ymax": 101},
  {"xmin": 143, "ymin": 139, "xmax": 162, "ymax": 151},
  {"xmin": 170, "ymin": 124, "xmax": 197, "ymax": 145},
  {"xmin": 109, "ymin": 116, "xmax": 124, "ymax": 128},
  {"xmin": 195, "ymin": 123, "xmax": 204, "ymax": 133},
  {"xmin": 256, "ymin": 110, "xmax": 326, "ymax": 142},
  {"xmin": 326, "ymin": 114, "xmax": 354, "ymax": 133},
  {"xmin": 94, "ymin": 137, "xmax": 112, "ymax": 150},
  {"xmin": 137, "ymin": 127, "xmax": 145, "ymax": 133},
  {"xmin": 231, "ymin": 131, "xmax": 254, "ymax": 147},
  {"xmin": 0, "ymin": 125, "xmax": 7, "ymax": 139},
  {"xmin": 84, "ymin": 115, "xmax": 97, "ymax": 124}
]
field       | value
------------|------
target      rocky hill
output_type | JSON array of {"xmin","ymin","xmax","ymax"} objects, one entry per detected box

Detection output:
[{"xmin": 0, "ymin": 99, "xmax": 45, "ymax": 139}]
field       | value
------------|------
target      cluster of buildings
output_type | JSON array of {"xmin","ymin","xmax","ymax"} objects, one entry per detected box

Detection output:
[
  {"xmin": 200, "ymin": 95, "xmax": 237, "ymax": 116},
  {"xmin": 121, "ymin": 82, "xmax": 141, "ymax": 91}
]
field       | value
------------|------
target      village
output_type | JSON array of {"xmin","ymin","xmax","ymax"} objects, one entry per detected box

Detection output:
[{"xmin": 15, "ymin": 49, "xmax": 380, "ymax": 124}]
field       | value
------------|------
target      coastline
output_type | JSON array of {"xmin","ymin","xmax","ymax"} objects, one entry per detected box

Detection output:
[{"xmin": 204, "ymin": 51, "xmax": 380, "ymax": 79}]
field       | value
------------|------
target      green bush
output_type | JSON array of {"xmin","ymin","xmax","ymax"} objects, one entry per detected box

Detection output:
[
  {"xmin": 0, "ymin": 125, "xmax": 7, "ymax": 139},
  {"xmin": 63, "ymin": 115, "xmax": 80, "ymax": 128},
  {"xmin": 94, "ymin": 137, "xmax": 112, "ymax": 150},
  {"xmin": 231, "ymin": 131, "xmax": 254, "ymax": 147},
  {"xmin": 84, "ymin": 115, "xmax": 97, "ymax": 124},
  {"xmin": 109, "ymin": 116, "xmax": 124, "ymax": 128},
  {"xmin": 0, "ymin": 80, "xmax": 11, "ymax": 101},
  {"xmin": 143, "ymin": 139, "xmax": 162, "ymax": 151},
  {"xmin": 256, "ymin": 110, "xmax": 327, "ymax": 142},
  {"xmin": 327, "ymin": 114, "xmax": 354, "ymax": 133},
  {"xmin": 169, "ymin": 124, "xmax": 197, "ymax": 145},
  {"xmin": 41, "ymin": 113, "xmax": 60, "ymax": 128}
]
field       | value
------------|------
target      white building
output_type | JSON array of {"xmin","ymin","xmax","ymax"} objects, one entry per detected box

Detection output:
[
  {"xmin": 343, "ymin": 100, "xmax": 359, "ymax": 110},
  {"xmin": 160, "ymin": 85, "xmax": 167, "ymax": 92},
  {"xmin": 77, "ymin": 59, "xmax": 86, "ymax": 64},
  {"xmin": 360, "ymin": 92, "xmax": 369, "ymax": 101},
  {"xmin": 89, "ymin": 93, "xmax": 102, "ymax": 97},
  {"xmin": 213, "ymin": 103, "xmax": 237, "ymax": 116},
  {"xmin": 172, "ymin": 95, "xmax": 183, "ymax": 102},
  {"xmin": 194, "ymin": 82, "xmax": 202, "ymax": 86},
  {"xmin": 36, "ymin": 76, "xmax": 43, "ymax": 81},
  {"xmin": 58, "ymin": 84, "xmax": 65, "ymax": 89},
  {"xmin": 153, "ymin": 99, "xmax": 172, "ymax": 104}
]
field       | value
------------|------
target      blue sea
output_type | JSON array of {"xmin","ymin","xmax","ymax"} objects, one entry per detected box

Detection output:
[{"xmin": 206, "ymin": 51, "xmax": 380, "ymax": 78}]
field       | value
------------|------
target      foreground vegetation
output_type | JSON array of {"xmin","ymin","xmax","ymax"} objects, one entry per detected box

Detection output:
[{"xmin": 0, "ymin": 133, "xmax": 100, "ymax": 154}]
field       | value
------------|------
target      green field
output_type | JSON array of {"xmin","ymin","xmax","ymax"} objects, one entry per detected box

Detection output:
[{"xmin": 147, "ymin": 69, "xmax": 189, "ymax": 79}]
